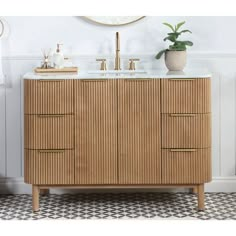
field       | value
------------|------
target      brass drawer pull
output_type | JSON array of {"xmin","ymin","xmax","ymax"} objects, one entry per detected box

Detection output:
[
  {"xmin": 38, "ymin": 150, "xmax": 65, "ymax": 153},
  {"xmin": 37, "ymin": 114, "xmax": 65, "ymax": 118},
  {"xmin": 169, "ymin": 78, "xmax": 195, "ymax": 81},
  {"xmin": 170, "ymin": 149, "xmax": 197, "ymax": 152},
  {"xmin": 169, "ymin": 114, "xmax": 197, "ymax": 117},
  {"xmin": 81, "ymin": 79, "xmax": 108, "ymax": 82}
]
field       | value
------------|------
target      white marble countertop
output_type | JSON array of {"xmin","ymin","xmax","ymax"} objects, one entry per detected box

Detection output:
[{"xmin": 23, "ymin": 69, "xmax": 212, "ymax": 80}]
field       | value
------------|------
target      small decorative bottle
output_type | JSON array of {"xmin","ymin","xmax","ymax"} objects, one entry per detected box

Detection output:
[{"xmin": 53, "ymin": 44, "xmax": 64, "ymax": 69}]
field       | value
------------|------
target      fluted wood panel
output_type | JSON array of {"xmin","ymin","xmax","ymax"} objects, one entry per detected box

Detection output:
[
  {"xmin": 75, "ymin": 80, "xmax": 117, "ymax": 184},
  {"xmin": 25, "ymin": 149, "xmax": 74, "ymax": 184},
  {"xmin": 161, "ymin": 78, "xmax": 211, "ymax": 113},
  {"xmin": 118, "ymin": 79, "xmax": 161, "ymax": 184},
  {"xmin": 162, "ymin": 148, "xmax": 212, "ymax": 184},
  {"xmin": 24, "ymin": 115, "xmax": 74, "ymax": 149},
  {"xmin": 24, "ymin": 79, "xmax": 74, "ymax": 114},
  {"xmin": 162, "ymin": 113, "xmax": 211, "ymax": 148}
]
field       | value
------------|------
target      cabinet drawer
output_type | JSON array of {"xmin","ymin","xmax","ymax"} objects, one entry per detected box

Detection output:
[
  {"xmin": 24, "ymin": 114, "xmax": 74, "ymax": 149},
  {"xmin": 161, "ymin": 78, "xmax": 211, "ymax": 113},
  {"xmin": 162, "ymin": 113, "xmax": 211, "ymax": 148},
  {"xmin": 24, "ymin": 79, "xmax": 74, "ymax": 114},
  {"xmin": 24, "ymin": 149, "xmax": 74, "ymax": 184},
  {"xmin": 162, "ymin": 148, "xmax": 211, "ymax": 184}
]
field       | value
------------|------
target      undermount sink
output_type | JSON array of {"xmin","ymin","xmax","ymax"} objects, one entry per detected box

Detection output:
[{"xmin": 87, "ymin": 70, "xmax": 147, "ymax": 74}]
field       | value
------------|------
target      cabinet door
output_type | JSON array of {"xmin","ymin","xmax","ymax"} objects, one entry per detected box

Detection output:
[
  {"xmin": 75, "ymin": 80, "xmax": 117, "ymax": 184},
  {"xmin": 118, "ymin": 79, "xmax": 161, "ymax": 184}
]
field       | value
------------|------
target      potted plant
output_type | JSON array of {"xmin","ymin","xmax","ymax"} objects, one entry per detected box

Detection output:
[{"xmin": 155, "ymin": 21, "xmax": 193, "ymax": 71}]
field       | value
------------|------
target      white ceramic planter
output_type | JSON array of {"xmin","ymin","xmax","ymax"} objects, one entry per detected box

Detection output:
[{"xmin": 165, "ymin": 50, "xmax": 187, "ymax": 71}]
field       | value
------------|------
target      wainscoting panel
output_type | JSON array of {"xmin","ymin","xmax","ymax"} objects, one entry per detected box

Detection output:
[
  {"xmin": 5, "ymin": 62, "xmax": 22, "ymax": 177},
  {"xmin": 4, "ymin": 60, "xmax": 36, "ymax": 177},
  {"xmin": 0, "ymin": 84, "xmax": 6, "ymax": 177},
  {"xmin": 0, "ymin": 54, "xmax": 236, "ymax": 192},
  {"xmin": 220, "ymin": 71, "xmax": 236, "ymax": 176}
]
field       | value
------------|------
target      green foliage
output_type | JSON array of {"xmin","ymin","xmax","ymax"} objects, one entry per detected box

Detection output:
[{"xmin": 155, "ymin": 21, "xmax": 193, "ymax": 60}]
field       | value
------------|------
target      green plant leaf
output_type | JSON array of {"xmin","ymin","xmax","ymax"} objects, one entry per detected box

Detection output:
[
  {"xmin": 176, "ymin": 21, "xmax": 185, "ymax": 31},
  {"xmin": 169, "ymin": 41, "xmax": 187, "ymax": 50},
  {"xmin": 169, "ymin": 44, "xmax": 186, "ymax": 51},
  {"xmin": 167, "ymin": 32, "xmax": 181, "ymax": 41},
  {"xmin": 155, "ymin": 49, "xmax": 167, "ymax": 60},
  {"xmin": 179, "ymin": 29, "xmax": 192, "ymax": 34},
  {"xmin": 164, "ymin": 34, "xmax": 177, "ymax": 42},
  {"xmin": 168, "ymin": 32, "xmax": 181, "ymax": 37},
  {"xmin": 181, "ymin": 40, "xmax": 193, "ymax": 46},
  {"xmin": 163, "ymin": 22, "xmax": 175, "ymax": 32},
  {"xmin": 160, "ymin": 21, "xmax": 193, "ymax": 54}
]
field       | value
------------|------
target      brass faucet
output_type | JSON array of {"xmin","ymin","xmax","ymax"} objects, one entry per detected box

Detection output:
[{"xmin": 114, "ymin": 32, "xmax": 121, "ymax": 70}]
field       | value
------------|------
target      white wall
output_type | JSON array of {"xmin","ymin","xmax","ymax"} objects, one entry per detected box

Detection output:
[
  {"xmin": 1, "ymin": 16, "xmax": 236, "ymax": 193},
  {"xmin": 3, "ymin": 16, "xmax": 236, "ymax": 56}
]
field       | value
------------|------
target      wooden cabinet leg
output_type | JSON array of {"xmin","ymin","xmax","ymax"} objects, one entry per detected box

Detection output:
[
  {"xmin": 32, "ymin": 185, "xmax": 40, "ymax": 212},
  {"xmin": 197, "ymin": 184, "xmax": 205, "ymax": 211},
  {"xmin": 40, "ymin": 189, "xmax": 49, "ymax": 195}
]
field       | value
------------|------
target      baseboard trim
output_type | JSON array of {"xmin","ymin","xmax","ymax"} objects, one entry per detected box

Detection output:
[
  {"xmin": 0, "ymin": 177, "xmax": 236, "ymax": 194},
  {"xmin": 205, "ymin": 177, "xmax": 236, "ymax": 192}
]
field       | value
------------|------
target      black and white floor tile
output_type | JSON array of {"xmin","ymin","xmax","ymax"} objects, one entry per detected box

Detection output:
[{"xmin": 0, "ymin": 193, "xmax": 236, "ymax": 220}]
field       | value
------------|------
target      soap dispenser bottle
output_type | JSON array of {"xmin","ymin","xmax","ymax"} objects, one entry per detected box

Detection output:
[{"xmin": 53, "ymin": 43, "xmax": 64, "ymax": 69}]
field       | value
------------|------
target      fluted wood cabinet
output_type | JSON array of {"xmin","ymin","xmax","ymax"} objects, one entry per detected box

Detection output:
[
  {"xmin": 74, "ymin": 80, "xmax": 117, "ymax": 184},
  {"xmin": 24, "ymin": 77, "xmax": 211, "ymax": 212},
  {"xmin": 118, "ymin": 79, "xmax": 161, "ymax": 184}
]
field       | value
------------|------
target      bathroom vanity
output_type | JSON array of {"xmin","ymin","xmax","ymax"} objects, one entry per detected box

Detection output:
[{"xmin": 23, "ymin": 70, "xmax": 211, "ymax": 212}]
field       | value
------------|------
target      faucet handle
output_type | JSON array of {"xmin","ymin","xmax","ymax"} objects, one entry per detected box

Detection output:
[
  {"xmin": 129, "ymin": 58, "xmax": 140, "ymax": 70},
  {"xmin": 96, "ymin": 59, "xmax": 107, "ymax": 71}
]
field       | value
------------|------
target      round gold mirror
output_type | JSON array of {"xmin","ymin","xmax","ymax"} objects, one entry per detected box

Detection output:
[
  {"xmin": 83, "ymin": 16, "xmax": 145, "ymax": 26},
  {"xmin": 0, "ymin": 18, "xmax": 10, "ymax": 38}
]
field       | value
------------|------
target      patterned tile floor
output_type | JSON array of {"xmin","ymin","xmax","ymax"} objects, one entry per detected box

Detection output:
[{"xmin": 0, "ymin": 192, "xmax": 235, "ymax": 220}]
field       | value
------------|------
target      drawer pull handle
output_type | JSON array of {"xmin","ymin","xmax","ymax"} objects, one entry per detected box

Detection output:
[
  {"xmin": 38, "ymin": 150, "xmax": 65, "ymax": 153},
  {"xmin": 81, "ymin": 79, "xmax": 108, "ymax": 82},
  {"xmin": 170, "ymin": 149, "xmax": 197, "ymax": 152},
  {"xmin": 169, "ymin": 114, "xmax": 196, "ymax": 117},
  {"xmin": 37, "ymin": 114, "xmax": 65, "ymax": 118},
  {"xmin": 169, "ymin": 78, "xmax": 195, "ymax": 81},
  {"xmin": 39, "ymin": 80, "xmax": 64, "ymax": 82}
]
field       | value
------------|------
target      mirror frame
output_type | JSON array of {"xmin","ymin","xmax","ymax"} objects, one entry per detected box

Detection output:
[{"xmin": 83, "ymin": 16, "xmax": 145, "ymax": 26}]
